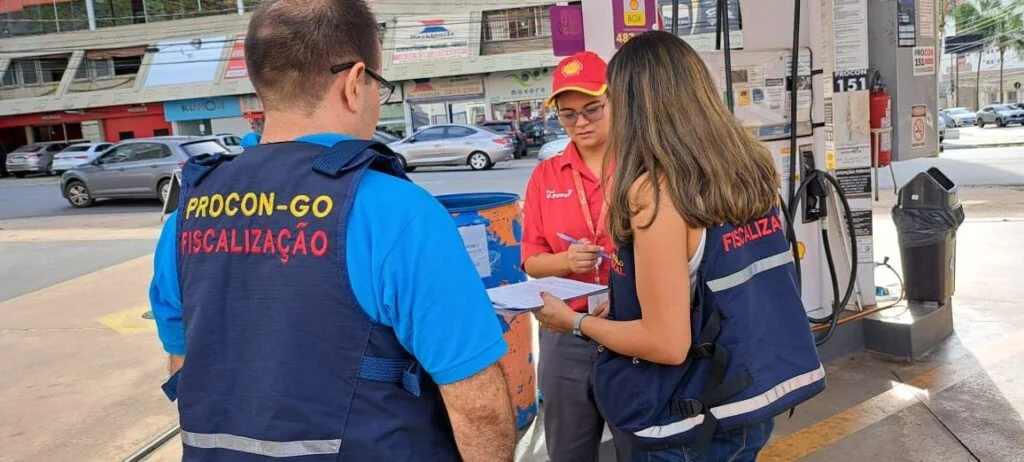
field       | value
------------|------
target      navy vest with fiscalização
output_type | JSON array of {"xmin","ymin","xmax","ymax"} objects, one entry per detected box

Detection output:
[
  {"xmin": 594, "ymin": 206, "xmax": 826, "ymax": 450},
  {"xmin": 167, "ymin": 140, "xmax": 460, "ymax": 461}
]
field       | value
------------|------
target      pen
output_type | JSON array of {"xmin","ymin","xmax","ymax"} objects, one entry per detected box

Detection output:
[{"xmin": 556, "ymin": 233, "xmax": 614, "ymax": 260}]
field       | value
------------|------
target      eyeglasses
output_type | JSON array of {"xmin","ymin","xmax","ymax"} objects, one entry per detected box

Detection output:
[
  {"xmin": 558, "ymin": 103, "xmax": 606, "ymax": 126},
  {"xmin": 330, "ymin": 62, "xmax": 396, "ymax": 104}
]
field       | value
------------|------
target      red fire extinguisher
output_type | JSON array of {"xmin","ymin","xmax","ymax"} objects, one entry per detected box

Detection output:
[{"xmin": 870, "ymin": 84, "xmax": 892, "ymax": 167}]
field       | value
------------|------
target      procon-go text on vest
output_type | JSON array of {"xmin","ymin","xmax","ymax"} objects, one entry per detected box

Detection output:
[{"xmin": 183, "ymin": 192, "xmax": 335, "ymax": 220}]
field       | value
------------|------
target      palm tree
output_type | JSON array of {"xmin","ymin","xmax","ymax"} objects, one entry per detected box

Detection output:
[
  {"xmin": 989, "ymin": 6, "xmax": 1024, "ymax": 102},
  {"xmin": 954, "ymin": 1, "xmax": 991, "ymax": 109}
]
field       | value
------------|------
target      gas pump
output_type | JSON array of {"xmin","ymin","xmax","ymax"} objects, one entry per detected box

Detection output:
[{"xmin": 580, "ymin": 0, "xmax": 875, "ymax": 348}]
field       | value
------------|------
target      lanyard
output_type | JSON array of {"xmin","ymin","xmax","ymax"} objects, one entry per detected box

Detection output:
[
  {"xmin": 571, "ymin": 169, "xmax": 607, "ymax": 239},
  {"xmin": 571, "ymin": 169, "xmax": 609, "ymax": 284}
]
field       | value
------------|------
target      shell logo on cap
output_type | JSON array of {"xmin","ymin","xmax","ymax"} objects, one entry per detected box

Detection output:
[{"xmin": 561, "ymin": 60, "xmax": 583, "ymax": 77}]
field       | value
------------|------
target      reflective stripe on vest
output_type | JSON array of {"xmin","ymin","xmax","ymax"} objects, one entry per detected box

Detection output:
[
  {"xmin": 180, "ymin": 431, "xmax": 342, "ymax": 458},
  {"xmin": 705, "ymin": 250, "xmax": 793, "ymax": 293},
  {"xmin": 633, "ymin": 365, "xmax": 826, "ymax": 439}
]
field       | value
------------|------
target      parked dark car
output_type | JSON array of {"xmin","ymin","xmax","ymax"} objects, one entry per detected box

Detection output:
[
  {"xmin": 479, "ymin": 121, "xmax": 527, "ymax": 158},
  {"xmin": 60, "ymin": 136, "xmax": 230, "ymax": 208}
]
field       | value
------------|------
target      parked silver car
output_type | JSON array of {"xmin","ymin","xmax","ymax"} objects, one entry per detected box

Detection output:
[
  {"xmin": 538, "ymin": 136, "xmax": 571, "ymax": 161},
  {"xmin": 940, "ymin": 107, "xmax": 977, "ymax": 127},
  {"xmin": 976, "ymin": 104, "xmax": 1024, "ymax": 128},
  {"xmin": 5, "ymin": 140, "xmax": 87, "ymax": 177},
  {"xmin": 388, "ymin": 124, "xmax": 515, "ymax": 171},
  {"xmin": 60, "ymin": 137, "xmax": 230, "ymax": 208},
  {"xmin": 51, "ymin": 142, "xmax": 114, "ymax": 174}
]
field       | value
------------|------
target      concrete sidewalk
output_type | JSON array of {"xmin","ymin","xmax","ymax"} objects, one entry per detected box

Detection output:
[{"xmin": 944, "ymin": 126, "xmax": 1024, "ymax": 149}]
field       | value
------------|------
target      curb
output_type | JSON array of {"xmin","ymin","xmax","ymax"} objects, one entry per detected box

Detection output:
[{"xmin": 943, "ymin": 141, "xmax": 1024, "ymax": 150}]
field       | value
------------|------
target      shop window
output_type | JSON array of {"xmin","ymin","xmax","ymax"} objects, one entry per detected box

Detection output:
[
  {"xmin": 39, "ymin": 58, "xmax": 69, "ymax": 83},
  {"xmin": 5, "ymin": 58, "xmax": 70, "ymax": 87},
  {"xmin": 1, "ymin": 67, "xmax": 15, "ymax": 87},
  {"xmin": 481, "ymin": 6, "xmax": 552, "ymax": 55},
  {"xmin": 113, "ymin": 56, "xmax": 142, "ymax": 76},
  {"xmin": 154, "ymin": 128, "xmax": 170, "ymax": 137},
  {"xmin": 18, "ymin": 61, "xmax": 40, "ymax": 86},
  {"xmin": 75, "ymin": 55, "xmax": 143, "ymax": 82},
  {"xmin": 118, "ymin": 131, "xmax": 136, "ymax": 141}
]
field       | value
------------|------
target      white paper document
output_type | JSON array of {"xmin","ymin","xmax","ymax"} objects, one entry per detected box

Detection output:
[{"xmin": 488, "ymin": 277, "xmax": 608, "ymax": 316}]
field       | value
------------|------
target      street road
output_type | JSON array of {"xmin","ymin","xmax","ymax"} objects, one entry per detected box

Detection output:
[
  {"xmin": 0, "ymin": 159, "xmax": 540, "ymax": 221},
  {"xmin": 877, "ymin": 146, "xmax": 1024, "ymax": 190},
  {"xmin": 3, "ymin": 146, "xmax": 1023, "ymax": 221}
]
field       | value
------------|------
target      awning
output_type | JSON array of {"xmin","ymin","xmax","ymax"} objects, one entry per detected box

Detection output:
[{"xmin": 85, "ymin": 46, "xmax": 148, "ymax": 60}]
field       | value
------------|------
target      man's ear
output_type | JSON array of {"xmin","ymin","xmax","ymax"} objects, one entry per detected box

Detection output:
[{"xmin": 342, "ymin": 63, "xmax": 366, "ymax": 113}]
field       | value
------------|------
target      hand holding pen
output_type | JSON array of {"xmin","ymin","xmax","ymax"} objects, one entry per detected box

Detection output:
[{"xmin": 557, "ymin": 233, "xmax": 612, "ymax": 275}]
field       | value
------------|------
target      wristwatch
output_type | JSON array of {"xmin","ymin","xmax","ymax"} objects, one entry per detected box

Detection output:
[{"xmin": 573, "ymin": 313, "xmax": 591, "ymax": 341}]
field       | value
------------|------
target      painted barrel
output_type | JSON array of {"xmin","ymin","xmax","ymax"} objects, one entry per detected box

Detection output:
[{"xmin": 435, "ymin": 192, "xmax": 537, "ymax": 431}]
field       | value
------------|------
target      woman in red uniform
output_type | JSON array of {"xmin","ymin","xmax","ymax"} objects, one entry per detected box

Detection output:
[{"xmin": 521, "ymin": 51, "xmax": 630, "ymax": 461}]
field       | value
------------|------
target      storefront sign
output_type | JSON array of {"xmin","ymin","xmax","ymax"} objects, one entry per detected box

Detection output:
[
  {"xmin": 163, "ymin": 96, "xmax": 243, "ymax": 122},
  {"xmin": 551, "ymin": 5, "xmax": 586, "ymax": 57},
  {"xmin": 613, "ymin": 0, "xmax": 659, "ymax": 49},
  {"xmin": 392, "ymin": 17, "xmax": 471, "ymax": 64},
  {"xmin": 486, "ymin": 69, "xmax": 553, "ymax": 104},
  {"xmin": 403, "ymin": 76, "xmax": 484, "ymax": 102},
  {"xmin": 224, "ymin": 34, "xmax": 248, "ymax": 80},
  {"xmin": 0, "ymin": 104, "xmax": 163, "ymax": 129}
]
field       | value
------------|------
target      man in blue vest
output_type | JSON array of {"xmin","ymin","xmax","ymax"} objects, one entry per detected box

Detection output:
[{"xmin": 148, "ymin": 0, "xmax": 517, "ymax": 460}]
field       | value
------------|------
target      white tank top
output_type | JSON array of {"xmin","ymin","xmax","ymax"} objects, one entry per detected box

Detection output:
[{"xmin": 689, "ymin": 229, "xmax": 707, "ymax": 293}]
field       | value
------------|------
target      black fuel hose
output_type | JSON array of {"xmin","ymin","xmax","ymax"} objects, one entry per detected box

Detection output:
[{"xmin": 786, "ymin": 170, "xmax": 859, "ymax": 345}]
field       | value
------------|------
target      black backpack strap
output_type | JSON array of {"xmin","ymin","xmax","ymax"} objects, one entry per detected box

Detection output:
[
  {"xmin": 312, "ymin": 140, "xmax": 407, "ymax": 179},
  {"xmin": 669, "ymin": 306, "xmax": 753, "ymax": 453}
]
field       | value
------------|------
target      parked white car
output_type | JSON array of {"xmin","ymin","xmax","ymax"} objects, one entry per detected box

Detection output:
[
  {"xmin": 202, "ymin": 134, "xmax": 244, "ymax": 154},
  {"xmin": 537, "ymin": 136, "xmax": 570, "ymax": 161},
  {"xmin": 51, "ymin": 142, "xmax": 114, "ymax": 175}
]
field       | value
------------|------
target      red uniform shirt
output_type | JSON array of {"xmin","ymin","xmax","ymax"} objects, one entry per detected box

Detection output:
[{"xmin": 522, "ymin": 142, "xmax": 615, "ymax": 311}]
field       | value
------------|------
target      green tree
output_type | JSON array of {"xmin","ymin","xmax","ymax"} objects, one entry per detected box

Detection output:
[
  {"xmin": 989, "ymin": 4, "xmax": 1024, "ymax": 102},
  {"xmin": 953, "ymin": 1, "xmax": 990, "ymax": 109}
]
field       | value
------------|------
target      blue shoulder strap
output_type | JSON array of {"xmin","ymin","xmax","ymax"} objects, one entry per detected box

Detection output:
[
  {"xmin": 181, "ymin": 153, "xmax": 235, "ymax": 187},
  {"xmin": 312, "ymin": 140, "xmax": 407, "ymax": 180}
]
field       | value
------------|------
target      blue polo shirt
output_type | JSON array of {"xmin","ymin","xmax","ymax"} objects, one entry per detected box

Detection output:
[
  {"xmin": 239, "ymin": 131, "xmax": 260, "ymax": 148},
  {"xmin": 149, "ymin": 133, "xmax": 508, "ymax": 385}
]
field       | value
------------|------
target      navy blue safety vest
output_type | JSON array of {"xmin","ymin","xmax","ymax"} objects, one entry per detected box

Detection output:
[
  {"xmin": 163, "ymin": 140, "xmax": 460, "ymax": 461},
  {"xmin": 594, "ymin": 207, "xmax": 825, "ymax": 450}
]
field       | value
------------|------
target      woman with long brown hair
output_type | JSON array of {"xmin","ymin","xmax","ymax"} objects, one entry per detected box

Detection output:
[{"xmin": 533, "ymin": 31, "xmax": 825, "ymax": 461}]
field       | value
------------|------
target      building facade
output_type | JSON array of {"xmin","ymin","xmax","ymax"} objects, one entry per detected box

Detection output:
[{"xmin": 0, "ymin": 0, "xmax": 563, "ymax": 148}]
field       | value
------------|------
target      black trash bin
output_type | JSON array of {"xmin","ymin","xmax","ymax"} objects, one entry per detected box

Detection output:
[{"xmin": 891, "ymin": 168, "xmax": 965, "ymax": 303}]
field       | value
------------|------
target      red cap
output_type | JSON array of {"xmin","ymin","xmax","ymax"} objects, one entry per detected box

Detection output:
[{"xmin": 544, "ymin": 51, "xmax": 608, "ymax": 108}]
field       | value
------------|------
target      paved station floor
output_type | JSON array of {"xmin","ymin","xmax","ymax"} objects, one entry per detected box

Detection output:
[{"xmin": 2, "ymin": 187, "xmax": 1024, "ymax": 462}]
